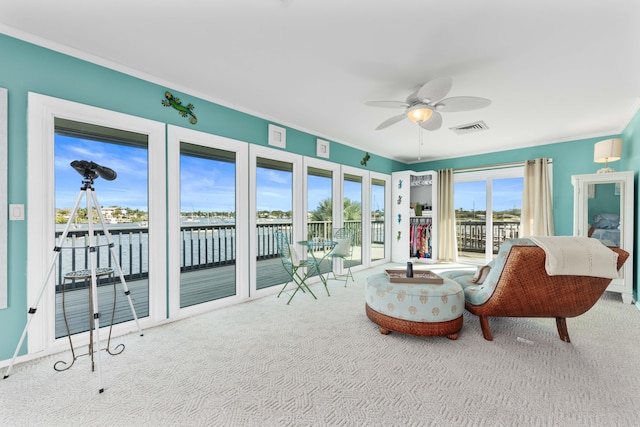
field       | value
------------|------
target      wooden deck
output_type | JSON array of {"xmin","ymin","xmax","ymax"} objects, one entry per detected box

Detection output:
[{"xmin": 55, "ymin": 253, "xmax": 363, "ymax": 338}]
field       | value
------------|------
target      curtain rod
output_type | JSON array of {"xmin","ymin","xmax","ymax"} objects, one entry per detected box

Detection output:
[{"xmin": 453, "ymin": 158, "xmax": 552, "ymax": 174}]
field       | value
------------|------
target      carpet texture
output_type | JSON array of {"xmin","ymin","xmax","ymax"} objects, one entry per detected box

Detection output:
[{"xmin": 2, "ymin": 263, "xmax": 640, "ymax": 426}]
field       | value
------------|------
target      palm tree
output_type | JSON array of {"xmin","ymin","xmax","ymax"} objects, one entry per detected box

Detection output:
[
  {"xmin": 343, "ymin": 198, "xmax": 361, "ymax": 220},
  {"xmin": 310, "ymin": 198, "xmax": 361, "ymax": 220}
]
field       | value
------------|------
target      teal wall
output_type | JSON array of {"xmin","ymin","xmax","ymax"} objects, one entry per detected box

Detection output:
[
  {"xmin": 1, "ymin": 31, "xmax": 639, "ymax": 361},
  {"xmin": 0, "ymin": 33, "xmax": 400, "ymax": 361},
  {"xmin": 414, "ymin": 135, "xmax": 624, "ymax": 236},
  {"xmin": 587, "ymin": 183, "xmax": 619, "ymax": 221},
  {"xmin": 622, "ymin": 107, "xmax": 640, "ymax": 302},
  {"xmin": 417, "ymin": 107, "xmax": 640, "ymax": 301}
]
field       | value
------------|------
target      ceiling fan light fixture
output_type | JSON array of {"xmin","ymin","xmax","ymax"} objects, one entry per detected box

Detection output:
[
  {"xmin": 367, "ymin": 77, "xmax": 490, "ymax": 130},
  {"xmin": 406, "ymin": 105, "xmax": 433, "ymax": 123}
]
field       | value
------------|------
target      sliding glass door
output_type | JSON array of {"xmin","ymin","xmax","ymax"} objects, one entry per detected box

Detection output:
[
  {"xmin": 255, "ymin": 157, "xmax": 294, "ymax": 290},
  {"xmin": 454, "ymin": 179, "xmax": 487, "ymax": 262},
  {"xmin": 304, "ymin": 158, "xmax": 340, "ymax": 279},
  {"xmin": 370, "ymin": 177, "xmax": 386, "ymax": 263},
  {"xmin": 343, "ymin": 172, "xmax": 363, "ymax": 268},
  {"xmin": 28, "ymin": 94, "xmax": 166, "ymax": 355},
  {"xmin": 454, "ymin": 168, "xmax": 523, "ymax": 263},
  {"xmin": 179, "ymin": 143, "xmax": 238, "ymax": 307},
  {"xmin": 168, "ymin": 126, "xmax": 248, "ymax": 316},
  {"xmin": 54, "ymin": 120, "xmax": 150, "ymax": 338}
]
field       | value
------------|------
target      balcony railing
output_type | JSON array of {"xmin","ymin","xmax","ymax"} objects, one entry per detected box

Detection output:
[
  {"xmin": 456, "ymin": 220, "xmax": 520, "ymax": 254},
  {"xmin": 55, "ymin": 219, "xmax": 385, "ymax": 290}
]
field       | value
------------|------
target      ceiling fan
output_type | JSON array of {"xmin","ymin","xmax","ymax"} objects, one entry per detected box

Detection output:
[{"xmin": 365, "ymin": 77, "xmax": 491, "ymax": 131}]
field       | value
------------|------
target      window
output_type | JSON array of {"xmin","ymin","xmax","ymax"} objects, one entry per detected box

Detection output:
[
  {"xmin": 27, "ymin": 93, "xmax": 165, "ymax": 355},
  {"xmin": 307, "ymin": 166, "xmax": 335, "ymax": 277},
  {"xmin": 54, "ymin": 119, "xmax": 150, "ymax": 338},
  {"xmin": 454, "ymin": 167, "xmax": 524, "ymax": 263},
  {"xmin": 167, "ymin": 126, "xmax": 249, "ymax": 317},
  {"xmin": 343, "ymin": 171, "xmax": 363, "ymax": 268},
  {"xmin": 254, "ymin": 156, "xmax": 295, "ymax": 291},
  {"xmin": 179, "ymin": 143, "xmax": 238, "ymax": 307},
  {"xmin": 370, "ymin": 177, "xmax": 386, "ymax": 262}
]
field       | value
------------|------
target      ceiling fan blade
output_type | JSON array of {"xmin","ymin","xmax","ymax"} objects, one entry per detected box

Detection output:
[
  {"xmin": 419, "ymin": 111, "xmax": 442, "ymax": 131},
  {"xmin": 375, "ymin": 114, "xmax": 406, "ymax": 130},
  {"xmin": 416, "ymin": 77, "xmax": 453, "ymax": 104},
  {"xmin": 434, "ymin": 96, "xmax": 491, "ymax": 112},
  {"xmin": 405, "ymin": 89, "xmax": 420, "ymax": 104},
  {"xmin": 365, "ymin": 100, "xmax": 409, "ymax": 109}
]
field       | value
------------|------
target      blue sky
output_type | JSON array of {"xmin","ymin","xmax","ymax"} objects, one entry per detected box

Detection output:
[
  {"xmin": 55, "ymin": 137, "xmax": 367, "ymax": 213},
  {"xmin": 55, "ymin": 136, "xmax": 149, "ymax": 211},
  {"xmin": 181, "ymin": 155, "xmax": 236, "ymax": 213},
  {"xmin": 454, "ymin": 178, "xmax": 523, "ymax": 211},
  {"xmin": 56, "ymin": 136, "xmax": 520, "ymax": 214}
]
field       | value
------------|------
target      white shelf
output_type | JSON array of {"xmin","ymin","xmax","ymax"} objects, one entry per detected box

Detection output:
[{"xmin": 411, "ymin": 213, "xmax": 433, "ymax": 218}]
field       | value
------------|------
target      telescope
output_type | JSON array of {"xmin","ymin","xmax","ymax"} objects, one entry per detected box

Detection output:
[{"xmin": 70, "ymin": 160, "xmax": 117, "ymax": 181}]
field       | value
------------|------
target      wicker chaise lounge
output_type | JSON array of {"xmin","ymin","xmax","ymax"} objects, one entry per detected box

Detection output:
[{"xmin": 441, "ymin": 238, "xmax": 629, "ymax": 342}]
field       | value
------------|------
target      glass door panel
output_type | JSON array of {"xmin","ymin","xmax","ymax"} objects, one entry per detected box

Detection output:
[
  {"xmin": 455, "ymin": 169, "xmax": 524, "ymax": 263},
  {"xmin": 371, "ymin": 178, "xmax": 386, "ymax": 262},
  {"xmin": 54, "ymin": 121, "xmax": 149, "ymax": 338},
  {"xmin": 491, "ymin": 177, "xmax": 523, "ymax": 255},
  {"xmin": 179, "ymin": 143, "xmax": 237, "ymax": 307},
  {"xmin": 454, "ymin": 180, "xmax": 487, "ymax": 263},
  {"xmin": 256, "ymin": 157, "xmax": 293, "ymax": 290},
  {"xmin": 344, "ymin": 174, "xmax": 363, "ymax": 267},
  {"xmin": 307, "ymin": 167, "xmax": 333, "ymax": 277}
]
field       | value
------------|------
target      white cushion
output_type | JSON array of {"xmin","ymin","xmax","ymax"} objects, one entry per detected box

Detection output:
[
  {"xmin": 288, "ymin": 244, "xmax": 300, "ymax": 265},
  {"xmin": 331, "ymin": 238, "xmax": 351, "ymax": 257}
]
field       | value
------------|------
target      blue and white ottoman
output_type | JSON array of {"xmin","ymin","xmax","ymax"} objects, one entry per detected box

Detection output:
[{"xmin": 365, "ymin": 272, "xmax": 464, "ymax": 340}]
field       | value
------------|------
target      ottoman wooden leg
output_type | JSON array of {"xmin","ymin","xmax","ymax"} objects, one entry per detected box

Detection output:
[{"xmin": 366, "ymin": 304, "xmax": 462, "ymax": 339}]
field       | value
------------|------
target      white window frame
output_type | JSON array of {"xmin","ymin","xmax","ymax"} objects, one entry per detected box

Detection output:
[
  {"xmin": 303, "ymin": 157, "xmax": 341, "ymax": 275},
  {"xmin": 454, "ymin": 165, "xmax": 541, "ymax": 263},
  {"xmin": 167, "ymin": 125, "xmax": 249, "ymax": 319},
  {"xmin": 26, "ymin": 93, "xmax": 166, "ymax": 356},
  {"xmin": 369, "ymin": 171, "xmax": 391, "ymax": 267},
  {"xmin": 341, "ymin": 165, "xmax": 369, "ymax": 273},
  {"xmin": 249, "ymin": 145, "xmax": 304, "ymax": 299},
  {"xmin": 303, "ymin": 156, "xmax": 341, "ymax": 232}
]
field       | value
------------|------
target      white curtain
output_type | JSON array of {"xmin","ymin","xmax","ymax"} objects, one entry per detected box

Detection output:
[
  {"xmin": 521, "ymin": 158, "xmax": 554, "ymax": 236},
  {"xmin": 437, "ymin": 169, "xmax": 458, "ymax": 262}
]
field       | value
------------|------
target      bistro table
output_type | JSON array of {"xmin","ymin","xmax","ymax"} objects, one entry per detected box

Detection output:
[{"xmin": 297, "ymin": 239, "xmax": 337, "ymax": 296}]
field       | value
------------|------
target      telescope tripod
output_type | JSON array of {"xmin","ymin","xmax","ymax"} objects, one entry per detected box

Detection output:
[{"xmin": 3, "ymin": 176, "xmax": 144, "ymax": 393}]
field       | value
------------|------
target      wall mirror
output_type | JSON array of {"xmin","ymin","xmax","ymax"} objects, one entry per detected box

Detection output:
[{"xmin": 572, "ymin": 171, "xmax": 634, "ymax": 304}]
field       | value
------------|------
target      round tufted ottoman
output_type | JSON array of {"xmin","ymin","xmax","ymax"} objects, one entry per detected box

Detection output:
[{"xmin": 365, "ymin": 272, "xmax": 464, "ymax": 340}]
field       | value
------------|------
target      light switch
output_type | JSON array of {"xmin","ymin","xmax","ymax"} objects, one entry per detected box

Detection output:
[{"xmin": 9, "ymin": 204, "xmax": 24, "ymax": 220}]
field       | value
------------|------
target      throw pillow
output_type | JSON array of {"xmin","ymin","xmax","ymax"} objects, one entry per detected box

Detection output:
[{"xmin": 591, "ymin": 213, "xmax": 620, "ymax": 230}]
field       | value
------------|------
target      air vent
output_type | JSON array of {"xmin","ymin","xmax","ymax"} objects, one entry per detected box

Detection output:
[{"xmin": 450, "ymin": 120, "xmax": 489, "ymax": 135}]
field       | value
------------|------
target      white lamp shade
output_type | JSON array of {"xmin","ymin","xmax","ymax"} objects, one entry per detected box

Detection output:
[{"xmin": 594, "ymin": 138, "xmax": 622, "ymax": 163}]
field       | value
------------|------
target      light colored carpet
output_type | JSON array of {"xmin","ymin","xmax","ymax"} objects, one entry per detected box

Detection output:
[{"xmin": 2, "ymin": 263, "xmax": 640, "ymax": 426}]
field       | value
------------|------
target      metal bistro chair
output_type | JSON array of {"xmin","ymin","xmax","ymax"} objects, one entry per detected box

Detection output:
[
  {"xmin": 326, "ymin": 228, "xmax": 354, "ymax": 286},
  {"xmin": 274, "ymin": 230, "xmax": 320, "ymax": 304}
]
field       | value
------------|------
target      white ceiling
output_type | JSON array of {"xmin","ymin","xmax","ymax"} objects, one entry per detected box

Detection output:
[{"xmin": 1, "ymin": 1, "xmax": 639, "ymax": 163}]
